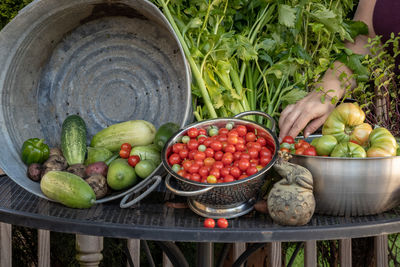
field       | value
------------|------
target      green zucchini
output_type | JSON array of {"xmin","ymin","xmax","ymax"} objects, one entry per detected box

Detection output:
[
  {"xmin": 40, "ymin": 171, "xmax": 96, "ymax": 208},
  {"xmin": 61, "ymin": 115, "xmax": 87, "ymax": 165},
  {"xmin": 90, "ymin": 120, "xmax": 156, "ymax": 152},
  {"xmin": 154, "ymin": 122, "xmax": 180, "ymax": 150}
]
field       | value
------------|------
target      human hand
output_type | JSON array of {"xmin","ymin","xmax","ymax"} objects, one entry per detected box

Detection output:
[{"xmin": 278, "ymin": 91, "xmax": 336, "ymax": 141}]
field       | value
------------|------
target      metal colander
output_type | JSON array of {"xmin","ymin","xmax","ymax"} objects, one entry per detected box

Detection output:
[{"xmin": 162, "ymin": 111, "xmax": 279, "ymax": 218}]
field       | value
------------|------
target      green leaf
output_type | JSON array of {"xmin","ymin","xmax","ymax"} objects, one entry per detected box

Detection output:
[
  {"xmin": 236, "ymin": 35, "xmax": 258, "ymax": 61},
  {"xmin": 278, "ymin": 4, "xmax": 296, "ymax": 28},
  {"xmin": 281, "ymin": 88, "xmax": 308, "ymax": 106},
  {"xmin": 343, "ymin": 20, "xmax": 369, "ymax": 40}
]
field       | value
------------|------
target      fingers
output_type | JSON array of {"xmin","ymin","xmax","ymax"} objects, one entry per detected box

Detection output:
[
  {"xmin": 303, "ymin": 115, "xmax": 328, "ymax": 138},
  {"xmin": 286, "ymin": 110, "xmax": 315, "ymax": 139},
  {"xmin": 278, "ymin": 104, "xmax": 300, "ymax": 140}
]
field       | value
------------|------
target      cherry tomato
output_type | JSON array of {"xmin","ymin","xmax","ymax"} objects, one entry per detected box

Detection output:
[
  {"xmin": 203, "ymin": 138, "xmax": 213, "ymax": 147},
  {"xmin": 259, "ymin": 156, "xmax": 271, "ymax": 166},
  {"xmin": 217, "ymin": 218, "xmax": 229, "ymax": 228},
  {"xmin": 204, "ymin": 218, "xmax": 215, "ymax": 228},
  {"xmin": 279, "ymin": 147, "xmax": 290, "ymax": 153},
  {"xmin": 230, "ymin": 166, "xmax": 241, "ymax": 178},
  {"xmin": 235, "ymin": 143, "xmax": 246, "ymax": 152},
  {"xmin": 239, "ymin": 153, "xmax": 251, "ymax": 160},
  {"xmin": 228, "ymin": 129, "xmax": 239, "ymax": 137},
  {"xmin": 239, "ymin": 174, "xmax": 248, "ymax": 180},
  {"xmin": 194, "ymin": 160, "xmax": 204, "ymax": 168},
  {"xmin": 197, "ymin": 136, "xmax": 207, "ymax": 144},
  {"xmin": 245, "ymin": 132, "xmax": 257, "ymax": 142},
  {"xmin": 128, "ymin": 155, "xmax": 141, "ymax": 167},
  {"xmin": 209, "ymin": 168, "xmax": 221, "ymax": 179},
  {"xmin": 119, "ymin": 149, "xmax": 130, "ymax": 159},
  {"xmin": 168, "ymin": 154, "xmax": 180, "ymax": 165},
  {"xmin": 238, "ymin": 158, "xmax": 250, "ymax": 171},
  {"xmin": 224, "ymin": 144, "xmax": 236, "ymax": 153},
  {"xmin": 227, "ymin": 135, "xmax": 238, "ymax": 145},
  {"xmin": 207, "ymin": 174, "xmax": 218, "ymax": 183},
  {"xmin": 182, "ymin": 160, "xmax": 193, "ymax": 170},
  {"xmin": 246, "ymin": 166, "xmax": 258, "ymax": 176},
  {"xmin": 295, "ymin": 147, "xmax": 305, "ymax": 155},
  {"xmin": 188, "ymin": 163, "xmax": 200, "ymax": 174},
  {"xmin": 236, "ymin": 125, "xmax": 247, "ymax": 136},
  {"xmin": 251, "ymin": 142, "xmax": 262, "ymax": 151},
  {"xmin": 188, "ymin": 150, "xmax": 197, "ymax": 160},
  {"xmin": 198, "ymin": 128, "xmax": 207, "ymax": 136},
  {"xmin": 213, "ymin": 161, "xmax": 224, "ymax": 170},
  {"xmin": 256, "ymin": 136, "xmax": 267, "ymax": 146},
  {"xmin": 233, "ymin": 151, "xmax": 242, "ymax": 161},
  {"xmin": 205, "ymin": 148, "xmax": 215, "ymax": 158},
  {"xmin": 172, "ymin": 143, "xmax": 185, "ymax": 153},
  {"xmin": 198, "ymin": 166, "xmax": 209, "ymax": 177},
  {"xmin": 204, "ymin": 157, "xmax": 216, "ymax": 167},
  {"xmin": 259, "ymin": 147, "xmax": 272, "ymax": 158},
  {"xmin": 214, "ymin": 151, "xmax": 224, "ymax": 161},
  {"xmin": 303, "ymin": 147, "xmax": 317, "ymax": 156},
  {"xmin": 237, "ymin": 137, "xmax": 245, "ymax": 145},
  {"xmin": 194, "ymin": 151, "xmax": 206, "ymax": 161},
  {"xmin": 210, "ymin": 141, "xmax": 223, "ymax": 151},
  {"xmin": 179, "ymin": 148, "xmax": 189, "ymax": 159},
  {"xmin": 220, "ymin": 167, "xmax": 231, "ymax": 177},
  {"xmin": 248, "ymin": 148, "xmax": 259, "ymax": 159},
  {"xmin": 187, "ymin": 128, "xmax": 199, "ymax": 138},
  {"xmin": 187, "ymin": 139, "xmax": 199, "ymax": 150},
  {"xmin": 191, "ymin": 173, "xmax": 201, "ymax": 182},
  {"xmin": 218, "ymin": 135, "xmax": 228, "ymax": 143},
  {"xmin": 282, "ymin": 136, "xmax": 295, "ymax": 144},
  {"xmin": 221, "ymin": 152, "xmax": 233, "ymax": 166},
  {"xmin": 223, "ymin": 175, "xmax": 235, "ymax": 183},
  {"xmin": 219, "ymin": 128, "xmax": 229, "ymax": 136},
  {"xmin": 177, "ymin": 169, "xmax": 186, "ymax": 177},
  {"xmin": 121, "ymin": 143, "xmax": 132, "ymax": 152}
]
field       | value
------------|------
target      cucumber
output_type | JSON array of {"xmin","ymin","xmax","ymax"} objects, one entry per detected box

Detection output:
[
  {"xmin": 40, "ymin": 171, "xmax": 96, "ymax": 208},
  {"xmin": 154, "ymin": 122, "xmax": 180, "ymax": 150},
  {"xmin": 90, "ymin": 120, "xmax": 156, "ymax": 152},
  {"xmin": 61, "ymin": 115, "xmax": 87, "ymax": 165}
]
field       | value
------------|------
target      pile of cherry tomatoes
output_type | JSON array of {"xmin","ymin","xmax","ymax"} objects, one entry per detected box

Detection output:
[
  {"xmin": 167, "ymin": 123, "xmax": 274, "ymax": 183},
  {"xmin": 279, "ymin": 136, "xmax": 317, "ymax": 156}
]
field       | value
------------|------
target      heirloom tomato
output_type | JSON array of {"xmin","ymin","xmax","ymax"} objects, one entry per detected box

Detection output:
[
  {"xmin": 313, "ymin": 135, "xmax": 337, "ymax": 156},
  {"xmin": 366, "ymin": 127, "xmax": 397, "ymax": 157},
  {"xmin": 322, "ymin": 103, "xmax": 366, "ymax": 143},
  {"xmin": 330, "ymin": 142, "xmax": 366, "ymax": 158},
  {"xmin": 349, "ymin": 123, "xmax": 372, "ymax": 147}
]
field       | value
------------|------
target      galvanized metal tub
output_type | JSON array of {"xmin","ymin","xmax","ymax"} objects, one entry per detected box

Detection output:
[
  {"xmin": 0, "ymin": 0, "xmax": 192, "ymax": 203},
  {"xmin": 290, "ymin": 135, "xmax": 400, "ymax": 216}
]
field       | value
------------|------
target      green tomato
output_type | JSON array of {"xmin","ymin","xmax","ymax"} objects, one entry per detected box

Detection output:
[
  {"xmin": 330, "ymin": 142, "xmax": 367, "ymax": 158},
  {"xmin": 280, "ymin": 142, "xmax": 292, "ymax": 149},
  {"xmin": 172, "ymin": 164, "xmax": 181, "ymax": 173},
  {"xmin": 314, "ymin": 135, "xmax": 338, "ymax": 156},
  {"xmin": 135, "ymin": 159, "xmax": 157, "ymax": 179}
]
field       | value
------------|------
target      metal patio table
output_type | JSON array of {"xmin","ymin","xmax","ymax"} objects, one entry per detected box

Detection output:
[{"xmin": 1, "ymin": 174, "xmax": 400, "ymax": 266}]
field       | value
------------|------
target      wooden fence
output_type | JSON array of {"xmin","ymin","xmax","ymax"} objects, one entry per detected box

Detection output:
[{"xmin": 0, "ymin": 223, "xmax": 389, "ymax": 266}]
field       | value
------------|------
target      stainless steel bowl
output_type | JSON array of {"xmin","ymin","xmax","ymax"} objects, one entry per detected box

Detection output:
[
  {"xmin": 290, "ymin": 135, "xmax": 400, "ymax": 216},
  {"xmin": 162, "ymin": 111, "xmax": 279, "ymax": 219}
]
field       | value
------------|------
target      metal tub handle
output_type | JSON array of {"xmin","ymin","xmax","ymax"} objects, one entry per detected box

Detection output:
[
  {"xmin": 233, "ymin": 111, "xmax": 276, "ymax": 132},
  {"xmin": 165, "ymin": 174, "xmax": 214, "ymax": 196},
  {"xmin": 119, "ymin": 175, "xmax": 163, "ymax": 208}
]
